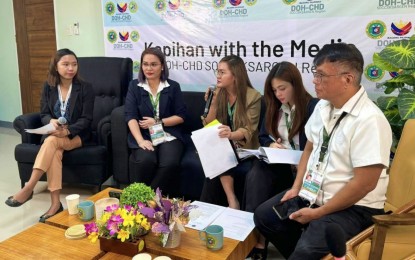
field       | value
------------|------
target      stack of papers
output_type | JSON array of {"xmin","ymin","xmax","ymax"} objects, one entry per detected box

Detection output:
[
  {"xmin": 191, "ymin": 123, "xmax": 238, "ymax": 179},
  {"xmin": 25, "ymin": 123, "xmax": 55, "ymax": 135},
  {"xmin": 237, "ymin": 147, "xmax": 303, "ymax": 164},
  {"xmin": 186, "ymin": 201, "xmax": 255, "ymax": 241}
]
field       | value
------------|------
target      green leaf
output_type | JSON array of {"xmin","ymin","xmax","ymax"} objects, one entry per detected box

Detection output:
[
  {"xmin": 383, "ymin": 107, "xmax": 402, "ymax": 125},
  {"xmin": 377, "ymin": 96, "xmax": 397, "ymax": 110},
  {"xmin": 373, "ymin": 52, "xmax": 399, "ymax": 72},
  {"xmin": 379, "ymin": 39, "xmax": 415, "ymax": 69},
  {"xmin": 388, "ymin": 74, "xmax": 415, "ymax": 86},
  {"xmin": 397, "ymin": 88, "xmax": 415, "ymax": 119}
]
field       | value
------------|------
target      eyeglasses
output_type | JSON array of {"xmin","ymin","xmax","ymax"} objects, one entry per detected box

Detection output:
[
  {"xmin": 142, "ymin": 62, "xmax": 161, "ymax": 69},
  {"xmin": 214, "ymin": 70, "xmax": 226, "ymax": 78},
  {"xmin": 313, "ymin": 72, "xmax": 349, "ymax": 84}
]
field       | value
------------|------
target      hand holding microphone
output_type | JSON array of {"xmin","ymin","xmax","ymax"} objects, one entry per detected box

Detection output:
[{"xmin": 203, "ymin": 85, "xmax": 216, "ymax": 118}]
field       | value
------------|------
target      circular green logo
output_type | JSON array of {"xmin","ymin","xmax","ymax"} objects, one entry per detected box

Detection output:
[
  {"xmin": 107, "ymin": 30, "xmax": 117, "ymax": 44},
  {"xmin": 212, "ymin": 0, "xmax": 226, "ymax": 9},
  {"xmin": 129, "ymin": 1, "xmax": 138, "ymax": 13},
  {"xmin": 131, "ymin": 31, "xmax": 140, "ymax": 42},
  {"xmin": 182, "ymin": 0, "xmax": 192, "ymax": 9},
  {"xmin": 133, "ymin": 61, "xmax": 141, "ymax": 73},
  {"xmin": 155, "ymin": 0, "xmax": 167, "ymax": 12},
  {"xmin": 105, "ymin": 2, "xmax": 115, "ymax": 16},
  {"xmin": 282, "ymin": 0, "xmax": 297, "ymax": 5},
  {"xmin": 365, "ymin": 63, "xmax": 385, "ymax": 82},
  {"xmin": 366, "ymin": 20, "xmax": 387, "ymax": 39},
  {"xmin": 244, "ymin": 0, "xmax": 257, "ymax": 6}
]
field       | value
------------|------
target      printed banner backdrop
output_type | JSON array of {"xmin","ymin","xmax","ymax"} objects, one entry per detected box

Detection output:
[{"xmin": 102, "ymin": 0, "xmax": 415, "ymax": 100}]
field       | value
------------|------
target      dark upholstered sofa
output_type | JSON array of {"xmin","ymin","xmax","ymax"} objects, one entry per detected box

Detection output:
[
  {"xmin": 111, "ymin": 91, "xmax": 265, "ymax": 201},
  {"xmin": 111, "ymin": 91, "xmax": 206, "ymax": 200},
  {"xmin": 14, "ymin": 57, "xmax": 132, "ymax": 189}
]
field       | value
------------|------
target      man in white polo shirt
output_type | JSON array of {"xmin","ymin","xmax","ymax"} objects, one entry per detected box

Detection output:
[{"xmin": 253, "ymin": 43, "xmax": 392, "ymax": 259}]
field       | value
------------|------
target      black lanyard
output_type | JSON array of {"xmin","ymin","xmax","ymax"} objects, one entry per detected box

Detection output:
[
  {"xmin": 284, "ymin": 111, "xmax": 296, "ymax": 150},
  {"xmin": 318, "ymin": 112, "xmax": 347, "ymax": 164}
]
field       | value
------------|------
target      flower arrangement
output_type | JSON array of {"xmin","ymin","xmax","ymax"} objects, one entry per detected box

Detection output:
[
  {"xmin": 138, "ymin": 188, "xmax": 197, "ymax": 247},
  {"xmin": 84, "ymin": 204, "xmax": 151, "ymax": 243}
]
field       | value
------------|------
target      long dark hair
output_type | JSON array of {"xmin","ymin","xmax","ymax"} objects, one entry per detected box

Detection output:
[
  {"xmin": 264, "ymin": 62, "xmax": 312, "ymax": 140},
  {"xmin": 47, "ymin": 48, "xmax": 81, "ymax": 87},
  {"xmin": 216, "ymin": 55, "xmax": 254, "ymax": 130},
  {"xmin": 138, "ymin": 47, "xmax": 169, "ymax": 83}
]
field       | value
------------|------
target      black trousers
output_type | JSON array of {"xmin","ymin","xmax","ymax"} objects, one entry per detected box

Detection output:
[
  {"xmin": 243, "ymin": 159, "xmax": 294, "ymax": 213},
  {"xmin": 254, "ymin": 190, "xmax": 385, "ymax": 259},
  {"xmin": 199, "ymin": 159, "xmax": 253, "ymax": 207},
  {"xmin": 129, "ymin": 139, "xmax": 184, "ymax": 196}
]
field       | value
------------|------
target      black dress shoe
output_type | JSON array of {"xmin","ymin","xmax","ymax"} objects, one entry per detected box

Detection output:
[
  {"xmin": 5, "ymin": 192, "xmax": 33, "ymax": 207},
  {"xmin": 39, "ymin": 202, "xmax": 64, "ymax": 223}
]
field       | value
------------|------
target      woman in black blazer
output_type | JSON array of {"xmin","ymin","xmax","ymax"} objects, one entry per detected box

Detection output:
[
  {"xmin": 5, "ymin": 49, "xmax": 94, "ymax": 222},
  {"xmin": 125, "ymin": 47, "xmax": 186, "ymax": 196}
]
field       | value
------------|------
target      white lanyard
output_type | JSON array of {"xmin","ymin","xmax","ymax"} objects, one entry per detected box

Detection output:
[{"xmin": 58, "ymin": 84, "xmax": 72, "ymax": 117}]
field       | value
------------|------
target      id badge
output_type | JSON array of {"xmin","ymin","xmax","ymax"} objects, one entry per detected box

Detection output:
[
  {"xmin": 299, "ymin": 168, "xmax": 323, "ymax": 205},
  {"xmin": 149, "ymin": 123, "xmax": 166, "ymax": 146}
]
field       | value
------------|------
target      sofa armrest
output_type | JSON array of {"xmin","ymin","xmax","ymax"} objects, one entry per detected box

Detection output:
[
  {"xmin": 111, "ymin": 105, "xmax": 130, "ymax": 184},
  {"xmin": 97, "ymin": 114, "xmax": 111, "ymax": 147},
  {"xmin": 13, "ymin": 112, "xmax": 43, "ymax": 144}
]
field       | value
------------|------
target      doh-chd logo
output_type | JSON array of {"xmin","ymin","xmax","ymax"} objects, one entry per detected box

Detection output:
[
  {"xmin": 156, "ymin": 0, "xmax": 192, "ymax": 20},
  {"xmin": 107, "ymin": 30, "xmax": 117, "ymax": 43},
  {"xmin": 365, "ymin": 63, "xmax": 385, "ymax": 82},
  {"xmin": 366, "ymin": 20, "xmax": 387, "ymax": 39},
  {"xmin": 391, "ymin": 20, "xmax": 412, "ymax": 36},
  {"xmin": 378, "ymin": 0, "xmax": 415, "ymax": 9},
  {"xmin": 213, "ymin": 0, "xmax": 257, "ymax": 18},
  {"xmin": 286, "ymin": 0, "xmax": 325, "ymax": 15},
  {"xmin": 107, "ymin": 1, "xmax": 137, "ymax": 22},
  {"xmin": 107, "ymin": 29, "xmax": 135, "ymax": 50},
  {"xmin": 282, "ymin": 0, "xmax": 297, "ymax": 5},
  {"xmin": 105, "ymin": 2, "xmax": 115, "ymax": 15}
]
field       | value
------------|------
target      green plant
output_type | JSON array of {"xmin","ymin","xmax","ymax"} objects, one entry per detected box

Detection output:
[
  {"xmin": 120, "ymin": 183, "xmax": 155, "ymax": 207},
  {"xmin": 373, "ymin": 35, "xmax": 415, "ymax": 142}
]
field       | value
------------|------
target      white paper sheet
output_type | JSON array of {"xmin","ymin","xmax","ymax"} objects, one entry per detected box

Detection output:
[
  {"xmin": 185, "ymin": 201, "xmax": 226, "ymax": 231},
  {"xmin": 260, "ymin": 147, "xmax": 303, "ymax": 164},
  {"xmin": 191, "ymin": 125, "xmax": 238, "ymax": 179},
  {"xmin": 210, "ymin": 208, "xmax": 255, "ymax": 241},
  {"xmin": 25, "ymin": 123, "xmax": 55, "ymax": 135}
]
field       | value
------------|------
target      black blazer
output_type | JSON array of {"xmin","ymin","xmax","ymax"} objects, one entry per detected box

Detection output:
[
  {"xmin": 40, "ymin": 81, "xmax": 95, "ymax": 144},
  {"xmin": 125, "ymin": 79, "xmax": 187, "ymax": 149},
  {"xmin": 259, "ymin": 98, "xmax": 319, "ymax": 150}
]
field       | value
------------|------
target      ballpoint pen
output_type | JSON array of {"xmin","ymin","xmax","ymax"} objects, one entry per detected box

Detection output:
[{"xmin": 268, "ymin": 135, "xmax": 277, "ymax": 142}]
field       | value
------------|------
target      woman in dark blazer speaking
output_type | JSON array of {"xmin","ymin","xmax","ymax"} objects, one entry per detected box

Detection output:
[
  {"xmin": 5, "ymin": 49, "xmax": 94, "ymax": 223},
  {"xmin": 125, "ymin": 47, "xmax": 186, "ymax": 196}
]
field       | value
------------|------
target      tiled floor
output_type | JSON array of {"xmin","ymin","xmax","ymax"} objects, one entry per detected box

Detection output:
[{"xmin": 0, "ymin": 126, "xmax": 284, "ymax": 259}]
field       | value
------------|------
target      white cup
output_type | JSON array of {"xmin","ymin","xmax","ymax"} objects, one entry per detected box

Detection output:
[
  {"xmin": 95, "ymin": 197, "xmax": 119, "ymax": 220},
  {"xmin": 153, "ymin": 256, "xmax": 172, "ymax": 260},
  {"xmin": 66, "ymin": 194, "xmax": 80, "ymax": 215},
  {"xmin": 132, "ymin": 253, "xmax": 152, "ymax": 260}
]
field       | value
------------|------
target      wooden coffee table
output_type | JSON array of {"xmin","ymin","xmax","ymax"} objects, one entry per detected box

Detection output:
[
  {"xmin": 0, "ymin": 223, "xmax": 103, "ymax": 260},
  {"xmin": 46, "ymin": 187, "xmax": 258, "ymax": 260}
]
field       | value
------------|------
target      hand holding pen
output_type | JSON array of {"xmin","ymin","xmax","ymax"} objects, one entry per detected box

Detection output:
[{"xmin": 269, "ymin": 135, "xmax": 287, "ymax": 149}]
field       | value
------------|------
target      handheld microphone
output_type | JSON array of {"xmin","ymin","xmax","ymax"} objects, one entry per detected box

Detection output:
[
  {"xmin": 202, "ymin": 86, "xmax": 216, "ymax": 118},
  {"xmin": 325, "ymin": 223, "xmax": 346, "ymax": 260},
  {"xmin": 58, "ymin": 117, "xmax": 67, "ymax": 125}
]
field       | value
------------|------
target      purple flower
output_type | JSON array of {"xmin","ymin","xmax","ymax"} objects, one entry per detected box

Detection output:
[
  {"xmin": 136, "ymin": 201, "xmax": 146, "ymax": 209},
  {"xmin": 104, "ymin": 204, "xmax": 119, "ymax": 212},
  {"xmin": 106, "ymin": 214, "xmax": 123, "ymax": 236},
  {"xmin": 151, "ymin": 222, "xmax": 170, "ymax": 234},
  {"xmin": 84, "ymin": 222, "xmax": 98, "ymax": 235}
]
